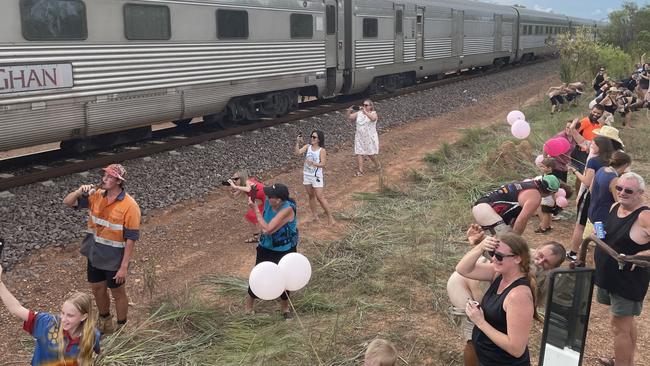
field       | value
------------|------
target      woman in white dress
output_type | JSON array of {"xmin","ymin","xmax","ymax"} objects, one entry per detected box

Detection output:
[
  {"xmin": 294, "ymin": 130, "xmax": 335, "ymax": 224},
  {"xmin": 347, "ymin": 99, "xmax": 380, "ymax": 176}
]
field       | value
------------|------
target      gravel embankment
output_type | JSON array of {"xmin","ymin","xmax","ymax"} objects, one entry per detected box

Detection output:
[{"xmin": 1, "ymin": 60, "xmax": 558, "ymax": 267}]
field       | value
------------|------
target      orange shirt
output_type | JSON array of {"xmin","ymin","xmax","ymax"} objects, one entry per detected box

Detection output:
[{"xmin": 577, "ymin": 117, "xmax": 602, "ymax": 141}]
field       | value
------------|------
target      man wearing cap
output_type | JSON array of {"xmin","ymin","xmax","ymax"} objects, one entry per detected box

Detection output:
[
  {"xmin": 472, "ymin": 175, "xmax": 560, "ymax": 235},
  {"xmin": 63, "ymin": 164, "xmax": 141, "ymax": 334}
]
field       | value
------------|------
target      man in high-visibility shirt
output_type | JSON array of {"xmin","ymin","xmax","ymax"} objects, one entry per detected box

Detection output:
[{"xmin": 64, "ymin": 164, "xmax": 140, "ymax": 334}]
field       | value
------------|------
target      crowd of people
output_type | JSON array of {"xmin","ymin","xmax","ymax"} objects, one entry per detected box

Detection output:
[
  {"xmin": 451, "ymin": 62, "xmax": 650, "ymax": 366},
  {"xmin": 0, "ymin": 62, "xmax": 649, "ymax": 365}
]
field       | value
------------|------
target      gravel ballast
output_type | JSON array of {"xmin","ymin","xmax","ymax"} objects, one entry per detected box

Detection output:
[{"xmin": 1, "ymin": 60, "xmax": 559, "ymax": 268}]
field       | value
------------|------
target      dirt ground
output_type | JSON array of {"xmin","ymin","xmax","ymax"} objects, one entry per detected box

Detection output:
[{"xmin": 1, "ymin": 72, "xmax": 648, "ymax": 366}]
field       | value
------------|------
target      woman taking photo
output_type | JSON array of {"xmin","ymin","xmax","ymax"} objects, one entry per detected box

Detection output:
[
  {"xmin": 244, "ymin": 183, "xmax": 299, "ymax": 319},
  {"xmin": 456, "ymin": 233, "xmax": 538, "ymax": 366},
  {"xmin": 228, "ymin": 170, "xmax": 266, "ymax": 243},
  {"xmin": 294, "ymin": 130, "xmax": 335, "ymax": 224},
  {"xmin": 0, "ymin": 266, "xmax": 101, "ymax": 365},
  {"xmin": 347, "ymin": 99, "xmax": 380, "ymax": 176}
]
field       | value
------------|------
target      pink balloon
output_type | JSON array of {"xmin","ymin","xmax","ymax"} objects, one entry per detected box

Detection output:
[
  {"xmin": 543, "ymin": 137, "xmax": 571, "ymax": 157},
  {"xmin": 511, "ymin": 120, "xmax": 531, "ymax": 139},
  {"xmin": 556, "ymin": 188, "xmax": 566, "ymax": 198},
  {"xmin": 535, "ymin": 154, "xmax": 544, "ymax": 166},
  {"xmin": 556, "ymin": 196, "xmax": 569, "ymax": 208},
  {"xmin": 507, "ymin": 110, "xmax": 526, "ymax": 125}
]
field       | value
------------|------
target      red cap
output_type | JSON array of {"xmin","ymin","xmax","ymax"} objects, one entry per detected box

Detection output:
[{"xmin": 103, "ymin": 164, "xmax": 126, "ymax": 181}]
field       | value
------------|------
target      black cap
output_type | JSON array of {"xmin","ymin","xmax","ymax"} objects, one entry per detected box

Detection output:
[{"xmin": 263, "ymin": 183, "xmax": 290, "ymax": 201}]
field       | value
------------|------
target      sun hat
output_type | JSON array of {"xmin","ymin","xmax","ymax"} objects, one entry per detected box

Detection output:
[
  {"xmin": 593, "ymin": 125, "xmax": 624, "ymax": 147},
  {"xmin": 263, "ymin": 183, "xmax": 290, "ymax": 201},
  {"xmin": 103, "ymin": 164, "xmax": 126, "ymax": 181},
  {"xmin": 540, "ymin": 175, "xmax": 560, "ymax": 193}
]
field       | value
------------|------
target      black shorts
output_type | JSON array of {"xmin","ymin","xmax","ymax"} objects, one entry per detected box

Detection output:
[
  {"xmin": 87, "ymin": 260, "xmax": 123, "ymax": 289},
  {"xmin": 565, "ymin": 93, "xmax": 578, "ymax": 102},
  {"xmin": 541, "ymin": 205, "xmax": 562, "ymax": 214},
  {"xmin": 550, "ymin": 95, "xmax": 565, "ymax": 105},
  {"xmin": 247, "ymin": 246, "xmax": 297, "ymax": 300},
  {"xmin": 576, "ymin": 190, "xmax": 591, "ymax": 226},
  {"xmin": 570, "ymin": 147, "xmax": 588, "ymax": 173}
]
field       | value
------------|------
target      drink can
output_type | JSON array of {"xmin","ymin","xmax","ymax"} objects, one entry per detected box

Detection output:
[{"xmin": 594, "ymin": 221, "xmax": 606, "ymax": 239}]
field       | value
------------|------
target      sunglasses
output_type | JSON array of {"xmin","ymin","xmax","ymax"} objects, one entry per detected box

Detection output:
[
  {"xmin": 311, "ymin": 135, "xmax": 318, "ymax": 139},
  {"xmin": 615, "ymin": 185, "xmax": 636, "ymax": 194},
  {"xmin": 230, "ymin": 177, "xmax": 240, "ymax": 181},
  {"xmin": 363, "ymin": 104, "xmax": 371, "ymax": 107},
  {"xmin": 488, "ymin": 251, "xmax": 517, "ymax": 262}
]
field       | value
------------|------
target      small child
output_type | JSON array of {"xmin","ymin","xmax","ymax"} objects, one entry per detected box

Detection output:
[
  {"xmin": 364, "ymin": 339, "xmax": 397, "ymax": 366},
  {"xmin": 536, "ymin": 158, "xmax": 573, "ymax": 233}
]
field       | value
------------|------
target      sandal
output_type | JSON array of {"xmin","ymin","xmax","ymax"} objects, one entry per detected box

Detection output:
[
  {"xmin": 282, "ymin": 311, "xmax": 294, "ymax": 321},
  {"xmin": 244, "ymin": 234, "xmax": 259, "ymax": 244},
  {"xmin": 355, "ymin": 171, "xmax": 364, "ymax": 177},
  {"xmin": 534, "ymin": 227, "xmax": 553, "ymax": 234},
  {"xmin": 597, "ymin": 357, "xmax": 615, "ymax": 366}
]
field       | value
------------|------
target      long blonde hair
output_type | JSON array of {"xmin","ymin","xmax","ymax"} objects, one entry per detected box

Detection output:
[
  {"xmin": 56, "ymin": 292, "xmax": 97, "ymax": 365},
  {"xmin": 497, "ymin": 233, "xmax": 541, "ymax": 322},
  {"xmin": 234, "ymin": 169, "xmax": 250, "ymax": 187}
]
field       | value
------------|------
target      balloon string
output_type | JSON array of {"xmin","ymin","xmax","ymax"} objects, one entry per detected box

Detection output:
[{"xmin": 287, "ymin": 294, "xmax": 324, "ymax": 366}]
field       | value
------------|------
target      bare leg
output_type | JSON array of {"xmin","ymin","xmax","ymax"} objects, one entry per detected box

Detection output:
[
  {"xmin": 357, "ymin": 155, "xmax": 364, "ymax": 174},
  {"xmin": 110, "ymin": 286, "xmax": 129, "ymax": 323},
  {"xmin": 244, "ymin": 295, "xmax": 255, "ymax": 314},
  {"xmin": 90, "ymin": 282, "xmax": 111, "ymax": 315},
  {"xmin": 280, "ymin": 298, "xmax": 290, "ymax": 313},
  {"xmin": 313, "ymin": 187, "xmax": 334, "ymax": 224},
  {"xmin": 447, "ymin": 272, "xmax": 475, "ymax": 308},
  {"xmin": 368, "ymin": 155, "xmax": 381, "ymax": 170},
  {"xmin": 568, "ymin": 222, "xmax": 585, "ymax": 254},
  {"xmin": 304, "ymin": 185, "xmax": 319, "ymax": 221},
  {"xmin": 539, "ymin": 211, "xmax": 551, "ymax": 230},
  {"xmin": 464, "ymin": 341, "xmax": 480, "ymax": 366},
  {"xmin": 611, "ymin": 315, "xmax": 636, "ymax": 366}
]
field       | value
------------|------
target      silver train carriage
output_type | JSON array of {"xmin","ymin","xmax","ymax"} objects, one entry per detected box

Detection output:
[{"xmin": 0, "ymin": 0, "xmax": 590, "ymax": 153}]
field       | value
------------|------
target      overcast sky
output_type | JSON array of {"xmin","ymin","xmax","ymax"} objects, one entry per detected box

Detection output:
[{"xmin": 487, "ymin": 0, "xmax": 649, "ymax": 20}]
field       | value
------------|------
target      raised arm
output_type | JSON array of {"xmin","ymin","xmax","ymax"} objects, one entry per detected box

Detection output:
[
  {"xmin": 456, "ymin": 236, "xmax": 498, "ymax": 281},
  {"xmin": 347, "ymin": 107, "xmax": 358, "ymax": 122},
  {"xmin": 63, "ymin": 184, "xmax": 95, "ymax": 207},
  {"xmin": 0, "ymin": 266, "xmax": 30, "ymax": 322},
  {"xmin": 294, "ymin": 135, "xmax": 308, "ymax": 156},
  {"xmin": 364, "ymin": 110, "xmax": 378, "ymax": 122}
]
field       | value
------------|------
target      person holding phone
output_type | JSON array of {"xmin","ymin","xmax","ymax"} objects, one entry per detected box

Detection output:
[
  {"xmin": 227, "ymin": 170, "xmax": 266, "ymax": 243},
  {"xmin": 294, "ymin": 130, "xmax": 335, "ymax": 224},
  {"xmin": 63, "ymin": 164, "xmax": 140, "ymax": 334},
  {"xmin": 244, "ymin": 183, "xmax": 299, "ymax": 319},
  {"xmin": 0, "ymin": 265, "xmax": 101, "ymax": 365},
  {"xmin": 347, "ymin": 99, "xmax": 380, "ymax": 176},
  {"xmin": 456, "ymin": 233, "xmax": 539, "ymax": 366}
]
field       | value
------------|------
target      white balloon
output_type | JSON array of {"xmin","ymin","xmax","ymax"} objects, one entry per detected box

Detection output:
[
  {"xmin": 278, "ymin": 253, "xmax": 312, "ymax": 291},
  {"xmin": 507, "ymin": 110, "xmax": 526, "ymax": 125},
  {"xmin": 511, "ymin": 120, "xmax": 531, "ymax": 139},
  {"xmin": 249, "ymin": 262, "xmax": 286, "ymax": 300}
]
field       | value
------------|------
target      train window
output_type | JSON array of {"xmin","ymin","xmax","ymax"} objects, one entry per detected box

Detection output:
[
  {"xmin": 20, "ymin": 0, "xmax": 87, "ymax": 41},
  {"xmin": 326, "ymin": 5, "xmax": 336, "ymax": 35},
  {"xmin": 217, "ymin": 9, "xmax": 249, "ymax": 39},
  {"xmin": 363, "ymin": 18, "xmax": 378, "ymax": 38},
  {"xmin": 124, "ymin": 4, "xmax": 171, "ymax": 40},
  {"xmin": 395, "ymin": 9, "xmax": 403, "ymax": 34},
  {"xmin": 290, "ymin": 14, "xmax": 313, "ymax": 38}
]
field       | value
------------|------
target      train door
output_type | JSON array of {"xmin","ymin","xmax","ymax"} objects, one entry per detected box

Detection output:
[
  {"xmin": 394, "ymin": 4, "xmax": 404, "ymax": 63},
  {"xmin": 494, "ymin": 14, "xmax": 502, "ymax": 53},
  {"xmin": 324, "ymin": 0, "xmax": 338, "ymax": 96},
  {"xmin": 452, "ymin": 9, "xmax": 463, "ymax": 66},
  {"xmin": 416, "ymin": 7, "xmax": 424, "ymax": 60},
  {"xmin": 341, "ymin": 0, "xmax": 353, "ymax": 94}
]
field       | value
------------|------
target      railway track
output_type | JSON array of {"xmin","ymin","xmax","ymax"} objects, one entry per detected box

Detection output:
[{"xmin": 0, "ymin": 58, "xmax": 549, "ymax": 192}]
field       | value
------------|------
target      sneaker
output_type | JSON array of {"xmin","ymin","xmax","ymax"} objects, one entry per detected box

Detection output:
[
  {"xmin": 566, "ymin": 251, "xmax": 578, "ymax": 262},
  {"xmin": 282, "ymin": 311, "xmax": 294, "ymax": 321},
  {"xmin": 98, "ymin": 315, "xmax": 115, "ymax": 335}
]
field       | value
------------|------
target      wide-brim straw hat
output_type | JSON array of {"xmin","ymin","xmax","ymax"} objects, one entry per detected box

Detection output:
[{"xmin": 593, "ymin": 125, "xmax": 624, "ymax": 147}]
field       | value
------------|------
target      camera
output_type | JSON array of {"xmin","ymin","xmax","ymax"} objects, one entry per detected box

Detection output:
[
  {"xmin": 221, "ymin": 180, "xmax": 231, "ymax": 186},
  {"xmin": 351, "ymin": 105, "xmax": 361, "ymax": 111}
]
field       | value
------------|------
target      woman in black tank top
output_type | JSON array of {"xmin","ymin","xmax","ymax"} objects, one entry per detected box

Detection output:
[{"xmin": 456, "ymin": 233, "xmax": 539, "ymax": 366}]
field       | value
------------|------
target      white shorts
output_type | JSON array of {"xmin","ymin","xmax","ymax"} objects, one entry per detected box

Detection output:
[
  {"xmin": 303, "ymin": 174, "xmax": 324, "ymax": 188},
  {"xmin": 541, "ymin": 195, "xmax": 555, "ymax": 207}
]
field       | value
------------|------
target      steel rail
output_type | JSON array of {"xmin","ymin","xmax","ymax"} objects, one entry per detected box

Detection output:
[{"xmin": 0, "ymin": 58, "xmax": 550, "ymax": 191}]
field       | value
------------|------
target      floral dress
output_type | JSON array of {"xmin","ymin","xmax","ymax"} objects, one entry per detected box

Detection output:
[{"xmin": 354, "ymin": 111, "xmax": 379, "ymax": 155}]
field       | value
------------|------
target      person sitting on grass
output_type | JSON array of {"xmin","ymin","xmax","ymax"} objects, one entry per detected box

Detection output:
[
  {"xmin": 447, "ymin": 225, "xmax": 565, "ymax": 366},
  {"xmin": 364, "ymin": 338, "xmax": 397, "ymax": 366},
  {"xmin": 0, "ymin": 265, "xmax": 101, "ymax": 366},
  {"xmin": 472, "ymin": 175, "xmax": 560, "ymax": 235}
]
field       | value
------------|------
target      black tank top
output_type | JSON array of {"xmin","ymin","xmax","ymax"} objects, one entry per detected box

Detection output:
[
  {"xmin": 472, "ymin": 275, "xmax": 531, "ymax": 366},
  {"xmin": 594, "ymin": 203, "xmax": 650, "ymax": 301}
]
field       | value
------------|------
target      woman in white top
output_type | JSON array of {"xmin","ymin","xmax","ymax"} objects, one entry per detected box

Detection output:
[
  {"xmin": 294, "ymin": 130, "xmax": 334, "ymax": 224},
  {"xmin": 347, "ymin": 99, "xmax": 380, "ymax": 176}
]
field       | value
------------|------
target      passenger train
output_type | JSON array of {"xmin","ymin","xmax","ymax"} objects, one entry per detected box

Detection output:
[{"xmin": 0, "ymin": 0, "xmax": 601, "ymax": 152}]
